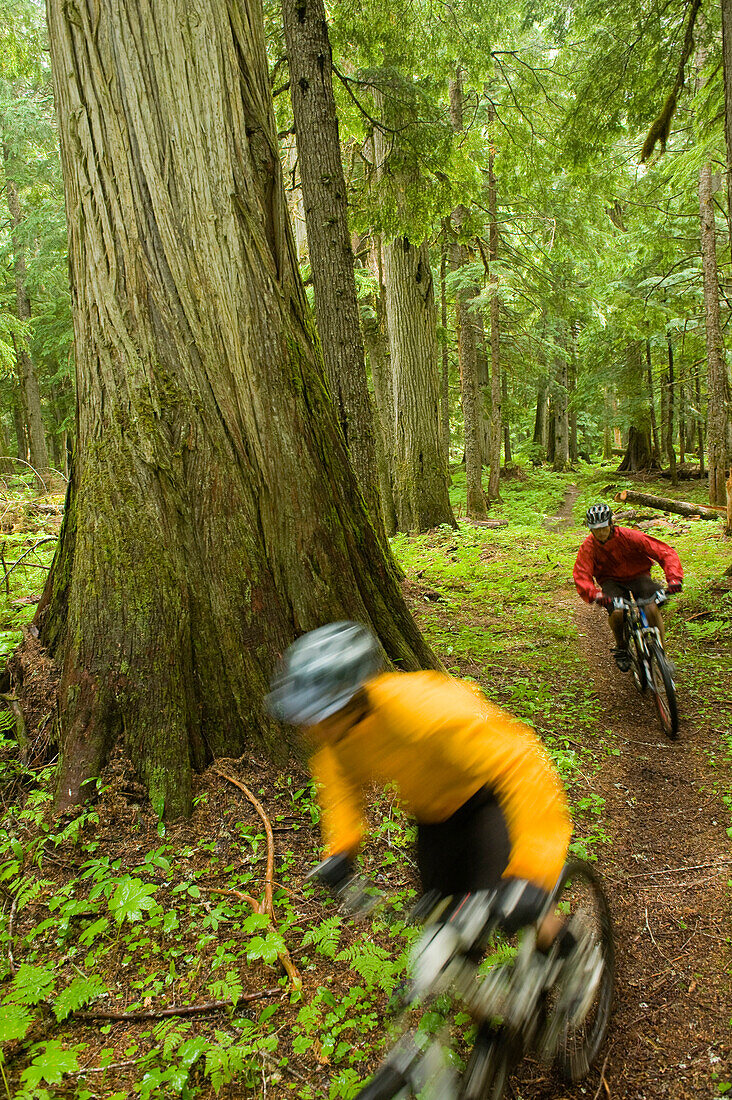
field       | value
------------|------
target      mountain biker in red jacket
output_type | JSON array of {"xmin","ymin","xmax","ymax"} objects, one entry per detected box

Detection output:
[{"xmin": 573, "ymin": 503, "xmax": 683, "ymax": 670}]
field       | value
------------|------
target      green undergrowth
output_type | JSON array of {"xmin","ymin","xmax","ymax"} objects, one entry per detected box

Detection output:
[{"xmin": 0, "ymin": 464, "xmax": 730, "ymax": 1098}]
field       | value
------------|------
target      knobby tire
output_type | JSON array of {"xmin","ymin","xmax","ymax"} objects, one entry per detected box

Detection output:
[
  {"xmin": 355, "ymin": 1064, "xmax": 409, "ymax": 1100},
  {"xmin": 551, "ymin": 859, "xmax": 615, "ymax": 1083},
  {"xmin": 459, "ymin": 1027, "xmax": 516, "ymax": 1100},
  {"xmin": 649, "ymin": 642, "xmax": 679, "ymax": 739}
]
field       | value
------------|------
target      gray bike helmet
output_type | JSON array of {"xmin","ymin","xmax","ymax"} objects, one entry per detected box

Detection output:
[
  {"xmin": 265, "ymin": 621, "xmax": 383, "ymax": 726},
  {"xmin": 585, "ymin": 503, "xmax": 612, "ymax": 529}
]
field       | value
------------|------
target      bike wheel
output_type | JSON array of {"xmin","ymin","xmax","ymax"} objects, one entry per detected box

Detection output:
[
  {"xmin": 629, "ymin": 630, "xmax": 647, "ymax": 693},
  {"xmin": 649, "ymin": 643, "xmax": 679, "ymax": 740},
  {"xmin": 459, "ymin": 1026, "xmax": 516, "ymax": 1100},
  {"xmin": 355, "ymin": 1064, "xmax": 409, "ymax": 1100},
  {"xmin": 548, "ymin": 859, "xmax": 615, "ymax": 1083}
]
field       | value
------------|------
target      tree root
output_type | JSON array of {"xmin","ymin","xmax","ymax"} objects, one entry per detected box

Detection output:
[{"xmin": 213, "ymin": 766, "xmax": 302, "ymax": 991}]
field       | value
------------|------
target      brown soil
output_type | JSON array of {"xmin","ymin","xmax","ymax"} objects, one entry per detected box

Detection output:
[{"xmin": 525, "ymin": 483, "xmax": 732, "ymax": 1099}]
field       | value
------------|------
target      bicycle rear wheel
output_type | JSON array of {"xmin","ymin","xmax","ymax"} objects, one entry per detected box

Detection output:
[
  {"xmin": 649, "ymin": 642, "xmax": 679, "ymax": 739},
  {"xmin": 547, "ymin": 859, "xmax": 615, "ymax": 1083}
]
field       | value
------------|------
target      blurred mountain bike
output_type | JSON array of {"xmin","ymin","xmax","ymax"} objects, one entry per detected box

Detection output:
[
  {"xmin": 615, "ymin": 591, "xmax": 679, "ymax": 739},
  {"xmin": 350, "ymin": 858, "xmax": 614, "ymax": 1100}
]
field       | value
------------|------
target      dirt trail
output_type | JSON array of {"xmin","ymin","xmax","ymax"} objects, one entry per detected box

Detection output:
[{"xmin": 535, "ymin": 486, "xmax": 732, "ymax": 1099}]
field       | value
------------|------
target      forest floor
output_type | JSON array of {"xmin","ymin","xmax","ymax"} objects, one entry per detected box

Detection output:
[{"xmin": 0, "ymin": 462, "xmax": 730, "ymax": 1099}]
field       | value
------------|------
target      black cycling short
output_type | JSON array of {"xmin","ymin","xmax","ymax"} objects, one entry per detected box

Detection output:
[
  {"xmin": 416, "ymin": 785, "xmax": 510, "ymax": 898},
  {"xmin": 600, "ymin": 573, "xmax": 662, "ymax": 612}
]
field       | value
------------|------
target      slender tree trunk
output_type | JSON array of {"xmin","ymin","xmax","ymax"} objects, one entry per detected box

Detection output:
[
  {"xmin": 42, "ymin": 0, "xmax": 437, "ymax": 818},
  {"xmin": 4, "ymin": 155, "xmax": 50, "ymax": 484},
  {"xmin": 722, "ymin": 0, "xmax": 732, "ymax": 275},
  {"xmin": 646, "ymin": 340, "xmax": 662, "ymax": 463},
  {"xmin": 281, "ymin": 0, "xmax": 383, "ymax": 532},
  {"xmin": 666, "ymin": 337, "xmax": 678, "ymax": 485},
  {"xmin": 568, "ymin": 330, "xmax": 578, "ymax": 464},
  {"xmin": 552, "ymin": 329, "xmax": 569, "ymax": 471},
  {"xmin": 439, "ymin": 239, "xmax": 451, "ymax": 461},
  {"xmin": 448, "ymin": 72, "xmax": 487, "ymax": 519},
  {"xmin": 502, "ymin": 370, "xmax": 512, "ymax": 465},
  {"xmin": 533, "ymin": 380, "xmax": 547, "ymax": 450},
  {"xmin": 696, "ymin": 365, "xmax": 706, "ymax": 473},
  {"xmin": 282, "ymin": 134, "xmax": 309, "ymax": 261},
  {"xmin": 363, "ymin": 237, "xmax": 397, "ymax": 537},
  {"xmin": 603, "ymin": 389, "xmax": 613, "ymax": 460},
  {"xmin": 475, "ymin": 318, "xmax": 491, "ymax": 463},
  {"xmin": 699, "ymin": 161, "xmax": 731, "ymax": 504},
  {"xmin": 679, "ymin": 375, "xmax": 687, "ymax": 464},
  {"xmin": 486, "ymin": 106, "xmax": 501, "ymax": 500}
]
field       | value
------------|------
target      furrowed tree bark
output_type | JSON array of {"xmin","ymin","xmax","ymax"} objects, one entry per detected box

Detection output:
[
  {"xmin": 42, "ymin": 0, "xmax": 437, "ymax": 818},
  {"xmin": 449, "ymin": 72, "xmax": 487, "ymax": 519},
  {"xmin": 439, "ymin": 239, "xmax": 451, "ymax": 461},
  {"xmin": 280, "ymin": 0, "xmax": 383, "ymax": 534},
  {"xmin": 363, "ymin": 236, "xmax": 397, "ymax": 537},
  {"xmin": 381, "ymin": 235, "xmax": 456, "ymax": 531},
  {"xmin": 699, "ymin": 161, "xmax": 732, "ymax": 504}
]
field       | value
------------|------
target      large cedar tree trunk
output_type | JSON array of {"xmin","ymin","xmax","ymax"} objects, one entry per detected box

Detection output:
[
  {"xmin": 280, "ymin": 0, "xmax": 383, "ymax": 533},
  {"xmin": 42, "ymin": 0, "xmax": 436, "ymax": 818},
  {"xmin": 699, "ymin": 161, "xmax": 732, "ymax": 504}
]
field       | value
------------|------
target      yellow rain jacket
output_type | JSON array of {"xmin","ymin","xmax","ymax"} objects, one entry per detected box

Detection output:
[{"xmin": 309, "ymin": 671, "xmax": 571, "ymax": 892}]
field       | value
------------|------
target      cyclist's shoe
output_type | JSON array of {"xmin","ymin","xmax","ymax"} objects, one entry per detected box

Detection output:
[{"xmin": 612, "ymin": 646, "xmax": 631, "ymax": 671}]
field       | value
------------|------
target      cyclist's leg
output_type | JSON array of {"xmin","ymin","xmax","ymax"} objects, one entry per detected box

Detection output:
[
  {"xmin": 599, "ymin": 580, "xmax": 629, "ymax": 665},
  {"xmin": 416, "ymin": 786, "xmax": 511, "ymax": 899}
]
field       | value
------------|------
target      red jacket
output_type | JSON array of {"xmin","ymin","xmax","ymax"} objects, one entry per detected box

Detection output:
[{"xmin": 573, "ymin": 526, "xmax": 683, "ymax": 603}]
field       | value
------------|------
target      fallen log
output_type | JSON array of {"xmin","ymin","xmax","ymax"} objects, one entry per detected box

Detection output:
[{"xmin": 614, "ymin": 489, "xmax": 723, "ymax": 521}]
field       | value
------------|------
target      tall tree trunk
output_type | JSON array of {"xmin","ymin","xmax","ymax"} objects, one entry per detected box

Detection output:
[
  {"xmin": 363, "ymin": 236, "xmax": 397, "ymax": 537},
  {"xmin": 282, "ymin": 133, "xmax": 309, "ymax": 261},
  {"xmin": 568, "ymin": 330, "xmax": 578, "ymax": 464},
  {"xmin": 281, "ymin": 0, "xmax": 383, "ymax": 532},
  {"xmin": 42, "ymin": 0, "xmax": 437, "ymax": 818},
  {"xmin": 12, "ymin": 385, "xmax": 27, "ymax": 462},
  {"xmin": 678, "ymin": 374, "xmax": 687, "ymax": 464},
  {"xmin": 722, "ymin": 0, "xmax": 732, "ymax": 275},
  {"xmin": 696, "ymin": 364, "xmax": 706, "ymax": 473},
  {"xmin": 617, "ymin": 426, "xmax": 656, "ymax": 472},
  {"xmin": 4, "ymin": 155, "xmax": 50, "ymax": 484},
  {"xmin": 666, "ymin": 337, "xmax": 678, "ymax": 485},
  {"xmin": 439, "ymin": 239, "xmax": 451, "ymax": 461},
  {"xmin": 603, "ymin": 389, "xmax": 613, "ymax": 460},
  {"xmin": 552, "ymin": 333, "xmax": 569, "ymax": 471},
  {"xmin": 502, "ymin": 369, "xmax": 512, "ymax": 465},
  {"xmin": 533, "ymin": 380, "xmax": 548, "ymax": 450},
  {"xmin": 381, "ymin": 236, "xmax": 456, "ymax": 531},
  {"xmin": 699, "ymin": 161, "xmax": 731, "ymax": 504},
  {"xmin": 646, "ymin": 340, "xmax": 662, "ymax": 464},
  {"xmin": 486, "ymin": 105, "xmax": 501, "ymax": 500},
  {"xmin": 448, "ymin": 72, "xmax": 487, "ymax": 519}
]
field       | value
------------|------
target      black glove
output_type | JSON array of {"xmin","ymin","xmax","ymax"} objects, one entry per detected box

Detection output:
[
  {"xmin": 593, "ymin": 594, "xmax": 613, "ymax": 610},
  {"xmin": 666, "ymin": 582, "xmax": 682, "ymax": 595},
  {"xmin": 494, "ymin": 878, "xmax": 549, "ymax": 935}
]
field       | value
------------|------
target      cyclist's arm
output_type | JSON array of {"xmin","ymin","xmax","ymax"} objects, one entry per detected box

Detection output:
[
  {"xmin": 309, "ymin": 743, "xmax": 364, "ymax": 858},
  {"xmin": 441, "ymin": 705, "xmax": 572, "ymax": 892},
  {"xmin": 573, "ymin": 539, "xmax": 602, "ymax": 603},
  {"xmin": 625, "ymin": 528, "xmax": 683, "ymax": 587}
]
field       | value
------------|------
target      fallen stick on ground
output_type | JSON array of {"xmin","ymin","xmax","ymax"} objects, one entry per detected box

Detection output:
[{"xmin": 76, "ymin": 989, "xmax": 281, "ymax": 1022}]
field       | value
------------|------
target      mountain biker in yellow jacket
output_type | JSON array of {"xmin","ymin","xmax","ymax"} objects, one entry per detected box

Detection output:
[{"xmin": 266, "ymin": 622, "xmax": 572, "ymax": 942}]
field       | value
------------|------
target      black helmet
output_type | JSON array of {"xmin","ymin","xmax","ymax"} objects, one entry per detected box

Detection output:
[
  {"xmin": 265, "ymin": 621, "xmax": 383, "ymax": 726},
  {"xmin": 585, "ymin": 503, "xmax": 612, "ymax": 529}
]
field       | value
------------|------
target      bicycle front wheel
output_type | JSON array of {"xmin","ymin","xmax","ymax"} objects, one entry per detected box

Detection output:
[
  {"xmin": 548, "ymin": 859, "xmax": 615, "ymax": 1083},
  {"xmin": 356, "ymin": 1064, "xmax": 410, "ymax": 1100},
  {"xmin": 628, "ymin": 630, "xmax": 647, "ymax": 693},
  {"xmin": 459, "ymin": 1026, "xmax": 517, "ymax": 1100},
  {"xmin": 649, "ymin": 642, "xmax": 679, "ymax": 739}
]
